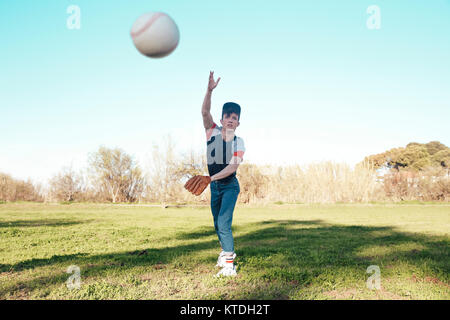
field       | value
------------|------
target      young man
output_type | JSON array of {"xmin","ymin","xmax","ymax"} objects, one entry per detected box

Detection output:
[{"xmin": 202, "ymin": 71, "xmax": 245, "ymax": 277}]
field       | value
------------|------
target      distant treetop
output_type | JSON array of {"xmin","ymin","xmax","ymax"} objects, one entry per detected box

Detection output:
[{"xmin": 360, "ymin": 141, "xmax": 450, "ymax": 171}]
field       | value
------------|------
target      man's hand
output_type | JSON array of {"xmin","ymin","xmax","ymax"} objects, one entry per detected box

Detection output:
[
  {"xmin": 184, "ymin": 175, "xmax": 211, "ymax": 196},
  {"xmin": 208, "ymin": 71, "xmax": 221, "ymax": 92}
]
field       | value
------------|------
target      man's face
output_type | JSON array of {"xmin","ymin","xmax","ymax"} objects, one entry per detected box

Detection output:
[{"xmin": 220, "ymin": 112, "xmax": 240, "ymax": 131}]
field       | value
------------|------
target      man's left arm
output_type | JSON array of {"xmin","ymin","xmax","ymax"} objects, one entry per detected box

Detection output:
[
  {"xmin": 210, "ymin": 163, "xmax": 240, "ymax": 182},
  {"xmin": 210, "ymin": 137, "xmax": 245, "ymax": 182}
]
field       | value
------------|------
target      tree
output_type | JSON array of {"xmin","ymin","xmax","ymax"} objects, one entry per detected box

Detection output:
[
  {"xmin": 395, "ymin": 144, "xmax": 431, "ymax": 171},
  {"xmin": 360, "ymin": 141, "xmax": 449, "ymax": 171},
  {"xmin": 48, "ymin": 167, "xmax": 83, "ymax": 202},
  {"xmin": 145, "ymin": 135, "xmax": 209, "ymax": 204},
  {"xmin": 0, "ymin": 172, "xmax": 43, "ymax": 202},
  {"xmin": 0, "ymin": 173, "xmax": 15, "ymax": 201},
  {"xmin": 424, "ymin": 141, "xmax": 447, "ymax": 156},
  {"xmin": 431, "ymin": 149, "xmax": 450, "ymax": 169},
  {"xmin": 88, "ymin": 146, "xmax": 145, "ymax": 203},
  {"xmin": 361, "ymin": 151, "xmax": 389, "ymax": 170},
  {"xmin": 120, "ymin": 165, "xmax": 145, "ymax": 203}
]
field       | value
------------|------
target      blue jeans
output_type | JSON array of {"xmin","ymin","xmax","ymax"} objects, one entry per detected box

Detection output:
[{"xmin": 210, "ymin": 176, "xmax": 240, "ymax": 254}]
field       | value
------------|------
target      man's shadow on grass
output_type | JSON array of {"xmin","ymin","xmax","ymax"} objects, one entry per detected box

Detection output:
[{"xmin": 1, "ymin": 219, "xmax": 448, "ymax": 298}]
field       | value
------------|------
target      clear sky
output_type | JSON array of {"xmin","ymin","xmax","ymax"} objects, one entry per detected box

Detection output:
[{"xmin": 1, "ymin": 0, "xmax": 449, "ymax": 184}]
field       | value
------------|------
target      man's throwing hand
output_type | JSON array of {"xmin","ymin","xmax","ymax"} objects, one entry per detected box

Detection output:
[{"xmin": 208, "ymin": 71, "xmax": 221, "ymax": 92}]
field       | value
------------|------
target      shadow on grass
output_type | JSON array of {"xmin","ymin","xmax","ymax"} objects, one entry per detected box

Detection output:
[
  {"xmin": 0, "ymin": 219, "xmax": 86, "ymax": 228},
  {"xmin": 1, "ymin": 219, "xmax": 449, "ymax": 299}
]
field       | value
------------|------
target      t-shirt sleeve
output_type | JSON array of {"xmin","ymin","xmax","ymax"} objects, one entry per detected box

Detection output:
[
  {"xmin": 205, "ymin": 122, "xmax": 221, "ymax": 141},
  {"xmin": 233, "ymin": 137, "xmax": 245, "ymax": 161}
]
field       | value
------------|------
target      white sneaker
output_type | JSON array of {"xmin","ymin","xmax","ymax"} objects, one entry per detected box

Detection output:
[
  {"xmin": 216, "ymin": 252, "xmax": 237, "ymax": 268},
  {"xmin": 215, "ymin": 264, "xmax": 237, "ymax": 277}
]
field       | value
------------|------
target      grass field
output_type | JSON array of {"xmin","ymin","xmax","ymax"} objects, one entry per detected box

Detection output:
[{"xmin": 0, "ymin": 202, "xmax": 449, "ymax": 300}]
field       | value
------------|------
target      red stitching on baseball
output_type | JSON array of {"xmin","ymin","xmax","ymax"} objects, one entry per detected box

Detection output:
[{"xmin": 130, "ymin": 12, "xmax": 166, "ymax": 39}]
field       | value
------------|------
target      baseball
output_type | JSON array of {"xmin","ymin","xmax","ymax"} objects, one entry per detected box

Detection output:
[{"xmin": 130, "ymin": 12, "xmax": 180, "ymax": 58}]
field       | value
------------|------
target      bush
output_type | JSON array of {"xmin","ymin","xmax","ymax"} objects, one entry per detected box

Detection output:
[{"xmin": 383, "ymin": 166, "xmax": 450, "ymax": 201}]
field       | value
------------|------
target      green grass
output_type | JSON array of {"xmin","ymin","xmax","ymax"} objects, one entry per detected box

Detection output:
[{"xmin": 0, "ymin": 202, "xmax": 449, "ymax": 300}]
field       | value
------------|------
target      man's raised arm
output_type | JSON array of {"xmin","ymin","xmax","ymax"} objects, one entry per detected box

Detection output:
[{"xmin": 202, "ymin": 71, "xmax": 220, "ymax": 129}]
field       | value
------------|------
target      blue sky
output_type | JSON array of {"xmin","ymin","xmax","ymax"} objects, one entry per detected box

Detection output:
[{"xmin": 1, "ymin": 0, "xmax": 449, "ymax": 183}]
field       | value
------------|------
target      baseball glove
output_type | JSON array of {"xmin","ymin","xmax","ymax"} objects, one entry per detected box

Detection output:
[{"xmin": 184, "ymin": 175, "xmax": 211, "ymax": 196}]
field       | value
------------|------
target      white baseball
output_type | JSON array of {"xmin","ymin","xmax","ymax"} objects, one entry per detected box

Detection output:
[{"xmin": 130, "ymin": 12, "xmax": 180, "ymax": 58}]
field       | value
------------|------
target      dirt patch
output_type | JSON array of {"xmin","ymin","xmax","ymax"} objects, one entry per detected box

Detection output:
[
  {"xmin": 324, "ymin": 286, "xmax": 406, "ymax": 300},
  {"xmin": 411, "ymin": 274, "xmax": 450, "ymax": 288},
  {"xmin": 424, "ymin": 276, "xmax": 450, "ymax": 288},
  {"xmin": 193, "ymin": 264, "xmax": 212, "ymax": 274},
  {"xmin": 140, "ymin": 273, "xmax": 154, "ymax": 281},
  {"xmin": 375, "ymin": 286, "xmax": 406, "ymax": 300},
  {"xmin": 9, "ymin": 290, "xmax": 30, "ymax": 300},
  {"xmin": 0, "ymin": 271, "xmax": 16, "ymax": 277},
  {"xmin": 324, "ymin": 288, "xmax": 359, "ymax": 299}
]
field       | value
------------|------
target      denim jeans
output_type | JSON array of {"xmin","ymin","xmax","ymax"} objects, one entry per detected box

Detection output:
[{"xmin": 210, "ymin": 176, "xmax": 240, "ymax": 254}]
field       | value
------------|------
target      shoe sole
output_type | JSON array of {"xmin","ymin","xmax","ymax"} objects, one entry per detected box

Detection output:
[{"xmin": 215, "ymin": 271, "xmax": 237, "ymax": 277}]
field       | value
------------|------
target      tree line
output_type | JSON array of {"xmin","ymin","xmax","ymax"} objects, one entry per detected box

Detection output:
[{"xmin": 1, "ymin": 140, "xmax": 449, "ymax": 204}]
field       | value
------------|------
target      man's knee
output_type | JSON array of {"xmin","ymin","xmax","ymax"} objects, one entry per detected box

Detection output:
[{"xmin": 218, "ymin": 227, "xmax": 232, "ymax": 237}]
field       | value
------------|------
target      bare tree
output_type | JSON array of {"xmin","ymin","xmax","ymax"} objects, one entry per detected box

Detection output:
[
  {"xmin": 120, "ymin": 165, "xmax": 145, "ymax": 203},
  {"xmin": 88, "ymin": 146, "xmax": 145, "ymax": 203},
  {"xmin": 0, "ymin": 173, "xmax": 15, "ymax": 201},
  {"xmin": 48, "ymin": 166, "xmax": 83, "ymax": 202},
  {"xmin": 0, "ymin": 172, "xmax": 43, "ymax": 202},
  {"xmin": 145, "ymin": 135, "xmax": 208, "ymax": 204},
  {"xmin": 146, "ymin": 137, "xmax": 180, "ymax": 204}
]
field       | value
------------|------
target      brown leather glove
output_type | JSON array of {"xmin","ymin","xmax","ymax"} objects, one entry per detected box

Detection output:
[{"xmin": 184, "ymin": 175, "xmax": 211, "ymax": 196}]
